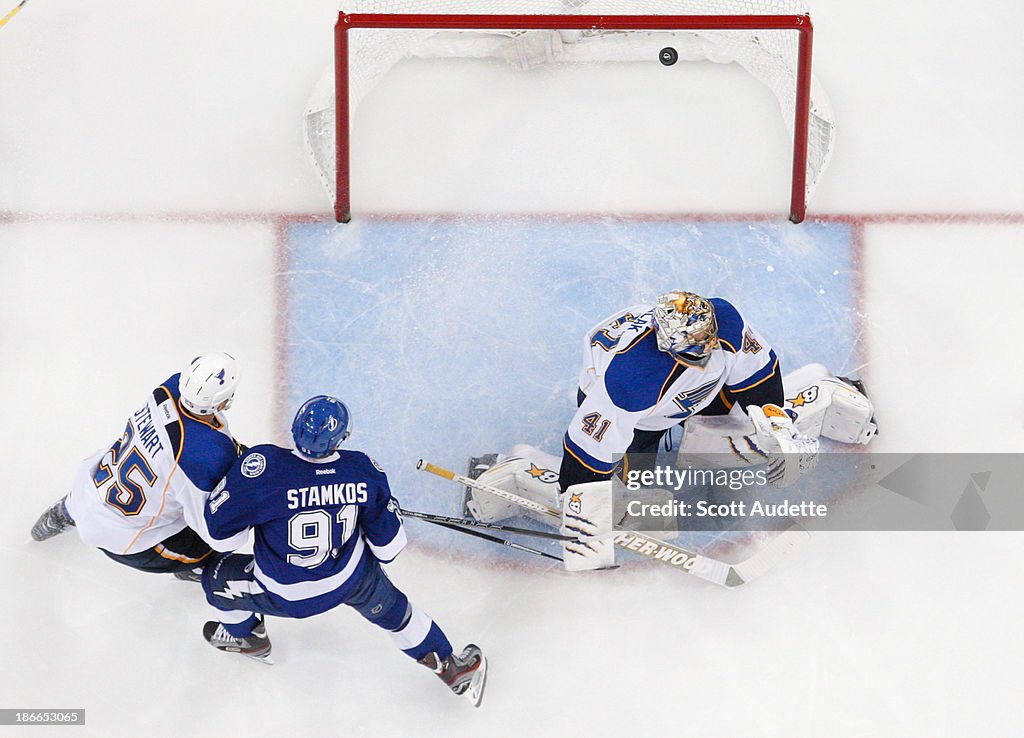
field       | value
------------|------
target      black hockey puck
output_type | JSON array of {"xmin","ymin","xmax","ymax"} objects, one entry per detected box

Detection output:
[{"xmin": 659, "ymin": 47, "xmax": 678, "ymax": 66}]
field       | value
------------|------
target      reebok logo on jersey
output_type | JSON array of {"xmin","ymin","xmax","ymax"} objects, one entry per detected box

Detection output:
[{"xmin": 315, "ymin": 468, "xmax": 336, "ymax": 476}]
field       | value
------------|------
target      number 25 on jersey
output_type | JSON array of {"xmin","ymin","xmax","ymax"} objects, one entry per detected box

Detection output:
[{"xmin": 92, "ymin": 421, "xmax": 156, "ymax": 516}]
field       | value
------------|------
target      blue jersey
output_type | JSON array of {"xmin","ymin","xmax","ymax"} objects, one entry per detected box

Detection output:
[{"xmin": 204, "ymin": 444, "xmax": 407, "ymax": 617}]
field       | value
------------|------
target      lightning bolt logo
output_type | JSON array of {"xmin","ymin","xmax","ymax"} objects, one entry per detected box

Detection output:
[{"xmin": 215, "ymin": 578, "xmax": 260, "ymax": 601}]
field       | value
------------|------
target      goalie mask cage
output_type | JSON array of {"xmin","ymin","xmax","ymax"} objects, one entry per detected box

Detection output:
[{"xmin": 307, "ymin": 1, "xmax": 834, "ymax": 223}]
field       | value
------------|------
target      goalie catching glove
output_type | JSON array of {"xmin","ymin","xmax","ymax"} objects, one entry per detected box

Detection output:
[{"xmin": 747, "ymin": 404, "xmax": 819, "ymax": 488}]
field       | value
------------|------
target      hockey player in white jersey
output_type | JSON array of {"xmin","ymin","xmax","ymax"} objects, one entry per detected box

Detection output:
[
  {"xmin": 465, "ymin": 290, "xmax": 876, "ymax": 529},
  {"xmin": 198, "ymin": 395, "xmax": 488, "ymax": 706},
  {"xmin": 30, "ymin": 353, "xmax": 248, "ymax": 575}
]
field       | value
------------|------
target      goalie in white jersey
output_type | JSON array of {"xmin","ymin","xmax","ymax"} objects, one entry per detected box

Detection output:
[
  {"xmin": 465, "ymin": 291, "xmax": 877, "ymax": 529},
  {"xmin": 30, "ymin": 353, "xmax": 248, "ymax": 574},
  {"xmin": 561, "ymin": 291, "xmax": 811, "ymax": 489}
]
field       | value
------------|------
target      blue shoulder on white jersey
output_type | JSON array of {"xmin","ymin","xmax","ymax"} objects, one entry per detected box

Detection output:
[{"xmin": 709, "ymin": 298, "xmax": 745, "ymax": 353}]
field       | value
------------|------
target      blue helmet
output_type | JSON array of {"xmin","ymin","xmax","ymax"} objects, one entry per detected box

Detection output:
[{"xmin": 291, "ymin": 395, "xmax": 351, "ymax": 459}]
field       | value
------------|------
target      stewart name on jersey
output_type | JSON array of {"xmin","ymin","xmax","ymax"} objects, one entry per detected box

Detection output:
[
  {"xmin": 204, "ymin": 445, "xmax": 407, "ymax": 617},
  {"xmin": 64, "ymin": 373, "xmax": 243, "ymax": 555}
]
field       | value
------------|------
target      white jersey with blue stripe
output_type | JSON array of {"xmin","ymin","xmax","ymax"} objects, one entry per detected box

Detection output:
[
  {"xmin": 65, "ymin": 374, "xmax": 245, "ymax": 557},
  {"xmin": 204, "ymin": 445, "xmax": 407, "ymax": 617},
  {"xmin": 563, "ymin": 299, "xmax": 779, "ymax": 474}
]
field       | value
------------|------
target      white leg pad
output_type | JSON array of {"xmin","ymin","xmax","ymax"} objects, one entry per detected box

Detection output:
[
  {"xmin": 675, "ymin": 365, "xmax": 877, "ymax": 462},
  {"xmin": 788, "ymin": 378, "xmax": 876, "ymax": 444},
  {"xmin": 467, "ymin": 445, "xmax": 562, "ymax": 523},
  {"xmin": 780, "ymin": 362, "xmax": 833, "ymax": 392},
  {"xmin": 615, "ymin": 486, "xmax": 679, "ymax": 541},
  {"xmin": 466, "ymin": 457, "xmax": 521, "ymax": 523}
]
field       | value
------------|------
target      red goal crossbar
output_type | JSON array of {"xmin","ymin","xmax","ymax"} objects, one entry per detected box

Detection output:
[{"xmin": 334, "ymin": 13, "xmax": 814, "ymax": 223}]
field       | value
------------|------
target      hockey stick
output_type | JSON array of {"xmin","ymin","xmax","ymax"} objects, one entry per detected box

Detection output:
[
  {"xmin": 417, "ymin": 459, "xmax": 807, "ymax": 587},
  {"xmin": 409, "ymin": 512, "xmax": 563, "ymax": 562},
  {"xmin": 401, "ymin": 508, "xmax": 579, "ymax": 542},
  {"xmin": 0, "ymin": 1, "xmax": 28, "ymax": 31}
]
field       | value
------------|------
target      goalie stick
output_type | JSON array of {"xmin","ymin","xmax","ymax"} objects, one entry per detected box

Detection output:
[{"xmin": 416, "ymin": 459, "xmax": 808, "ymax": 587}]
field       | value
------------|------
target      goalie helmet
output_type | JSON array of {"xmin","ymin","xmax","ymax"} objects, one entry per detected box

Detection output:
[
  {"xmin": 292, "ymin": 395, "xmax": 351, "ymax": 459},
  {"xmin": 651, "ymin": 291, "xmax": 718, "ymax": 366},
  {"xmin": 179, "ymin": 352, "xmax": 240, "ymax": 416}
]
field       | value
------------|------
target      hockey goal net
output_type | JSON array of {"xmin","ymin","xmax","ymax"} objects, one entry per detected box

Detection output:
[{"xmin": 305, "ymin": 1, "xmax": 834, "ymax": 223}]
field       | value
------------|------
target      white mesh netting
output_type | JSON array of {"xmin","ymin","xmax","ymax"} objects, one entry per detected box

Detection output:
[{"xmin": 304, "ymin": 0, "xmax": 835, "ymax": 212}]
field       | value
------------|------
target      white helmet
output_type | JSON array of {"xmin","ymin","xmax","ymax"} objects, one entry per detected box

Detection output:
[{"xmin": 178, "ymin": 353, "xmax": 240, "ymax": 416}]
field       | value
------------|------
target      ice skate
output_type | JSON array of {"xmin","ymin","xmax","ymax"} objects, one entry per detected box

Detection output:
[
  {"xmin": 202, "ymin": 616, "xmax": 274, "ymax": 665},
  {"xmin": 30, "ymin": 497, "xmax": 75, "ymax": 542},
  {"xmin": 173, "ymin": 567, "xmax": 203, "ymax": 583},
  {"xmin": 419, "ymin": 644, "xmax": 488, "ymax": 707}
]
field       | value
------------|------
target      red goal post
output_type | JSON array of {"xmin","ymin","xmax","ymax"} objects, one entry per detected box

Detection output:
[{"xmin": 323, "ymin": 5, "xmax": 830, "ymax": 223}]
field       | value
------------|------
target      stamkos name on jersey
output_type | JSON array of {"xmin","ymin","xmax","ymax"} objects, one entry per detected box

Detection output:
[{"xmin": 287, "ymin": 482, "xmax": 368, "ymax": 509}]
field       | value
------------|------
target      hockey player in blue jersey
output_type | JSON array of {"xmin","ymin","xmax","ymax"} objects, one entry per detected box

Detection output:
[
  {"xmin": 200, "ymin": 395, "xmax": 488, "ymax": 706},
  {"xmin": 30, "ymin": 353, "xmax": 247, "ymax": 575}
]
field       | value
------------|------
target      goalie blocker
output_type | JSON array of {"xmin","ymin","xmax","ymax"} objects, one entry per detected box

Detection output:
[{"xmin": 560, "ymin": 481, "xmax": 615, "ymax": 571}]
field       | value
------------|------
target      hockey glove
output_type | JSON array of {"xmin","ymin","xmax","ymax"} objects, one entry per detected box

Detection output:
[
  {"xmin": 560, "ymin": 481, "xmax": 615, "ymax": 571},
  {"xmin": 747, "ymin": 404, "xmax": 819, "ymax": 488}
]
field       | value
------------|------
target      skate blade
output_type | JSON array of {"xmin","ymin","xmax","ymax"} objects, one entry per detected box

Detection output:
[
  {"xmin": 464, "ymin": 655, "xmax": 488, "ymax": 708},
  {"xmin": 205, "ymin": 634, "xmax": 275, "ymax": 665},
  {"xmin": 247, "ymin": 650, "xmax": 275, "ymax": 666}
]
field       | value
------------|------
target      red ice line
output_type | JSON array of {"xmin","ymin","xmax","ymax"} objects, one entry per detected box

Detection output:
[
  {"xmin": 4, "ymin": 208, "xmax": 1019, "ymax": 567},
  {"xmin": 3, "ymin": 208, "xmax": 1020, "ymax": 439}
]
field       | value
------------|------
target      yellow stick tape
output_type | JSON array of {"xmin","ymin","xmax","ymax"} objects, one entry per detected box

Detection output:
[
  {"xmin": 0, "ymin": 1, "xmax": 28, "ymax": 31},
  {"xmin": 418, "ymin": 460, "xmax": 455, "ymax": 480}
]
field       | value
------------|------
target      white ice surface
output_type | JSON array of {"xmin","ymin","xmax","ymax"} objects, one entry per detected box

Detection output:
[{"xmin": 1, "ymin": 1, "xmax": 1023, "ymax": 736}]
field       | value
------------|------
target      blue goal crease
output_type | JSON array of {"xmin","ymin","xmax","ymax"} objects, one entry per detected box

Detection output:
[{"xmin": 281, "ymin": 217, "xmax": 858, "ymax": 559}]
